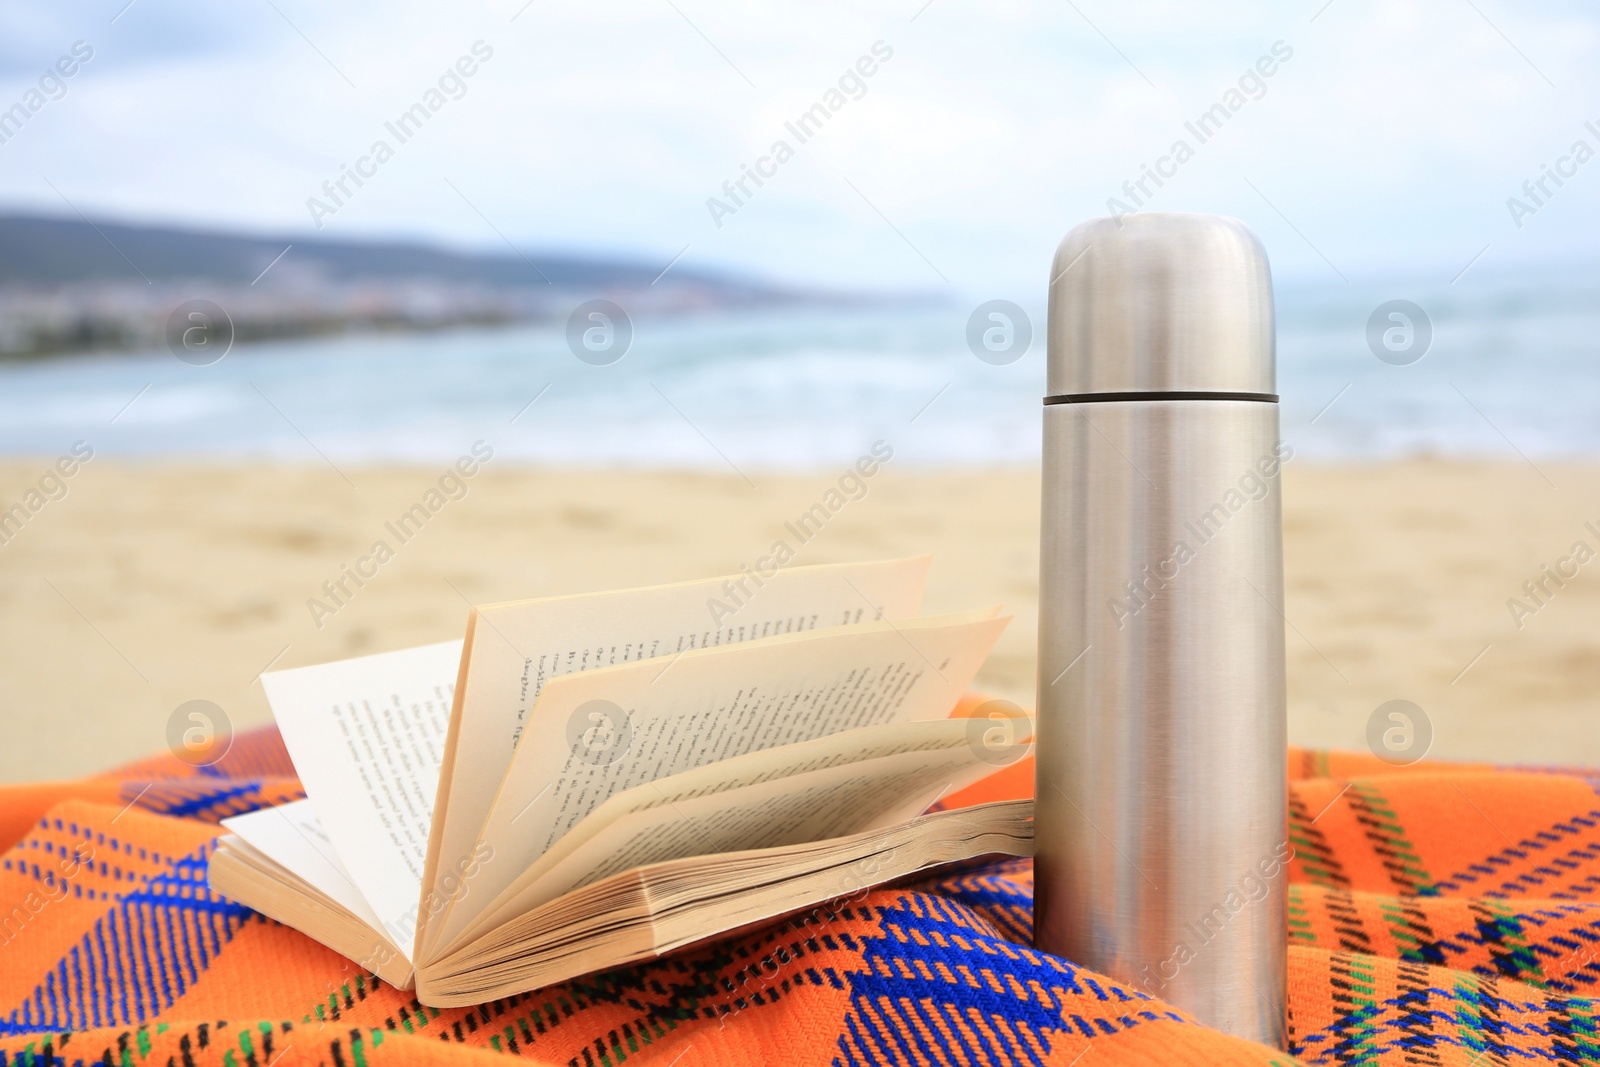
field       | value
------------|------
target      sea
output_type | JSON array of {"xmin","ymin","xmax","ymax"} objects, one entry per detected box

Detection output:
[{"xmin": 0, "ymin": 265, "xmax": 1595, "ymax": 468}]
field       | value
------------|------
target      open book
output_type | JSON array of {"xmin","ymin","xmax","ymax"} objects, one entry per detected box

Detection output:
[{"xmin": 208, "ymin": 557, "xmax": 1035, "ymax": 1006}]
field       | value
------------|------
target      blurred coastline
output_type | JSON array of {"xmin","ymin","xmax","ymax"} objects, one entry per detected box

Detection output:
[
  {"xmin": 0, "ymin": 213, "xmax": 910, "ymax": 359},
  {"xmin": 0, "ymin": 252, "xmax": 1597, "ymax": 465}
]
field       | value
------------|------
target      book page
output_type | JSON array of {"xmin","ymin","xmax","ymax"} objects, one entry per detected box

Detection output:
[
  {"xmin": 417, "ymin": 801, "xmax": 1034, "ymax": 1004},
  {"xmin": 221, "ymin": 799, "xmax": 392, "ymax": 946},
  {"xmin": 419, "ymin": 557, "xmax": 930, "ymax": 957},
  {"xmin": 446, "ymin": 716, "xmax": 1026, "ymax": 951},
  {"xmin": 208, "ymin": 840, "xmax": 414, "ymax": 988},
  {"xmin": 434, "ymin": 608, "xmax": 1008, "ymax": 951},
  {"xmin": 506, "ymin": 743, "xmax": 1014, "ymax": 916},
  {"xmin": 262, "ymin": 640, "xmax": 464, "ymax": 949}
]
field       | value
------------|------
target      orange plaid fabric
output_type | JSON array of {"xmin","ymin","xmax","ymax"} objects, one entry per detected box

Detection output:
[{"xmin": 2, "ymin": 706, "xmax": 1596, "ymax": 1065}]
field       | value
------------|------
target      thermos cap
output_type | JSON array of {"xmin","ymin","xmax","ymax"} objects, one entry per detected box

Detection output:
[{"xmin": 1046, "ymin": 212, "xmax": 1275, "ymax": 397}]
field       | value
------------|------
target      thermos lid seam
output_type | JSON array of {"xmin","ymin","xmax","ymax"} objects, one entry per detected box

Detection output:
[{"xmin": 1043, "ymin": 390, "xmax": 1278, "ymax": 405}]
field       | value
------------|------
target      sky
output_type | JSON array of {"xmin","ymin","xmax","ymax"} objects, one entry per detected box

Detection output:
[{"xmin": 0, "ymin": 0, "xmax": 1596, "ymax": 297}]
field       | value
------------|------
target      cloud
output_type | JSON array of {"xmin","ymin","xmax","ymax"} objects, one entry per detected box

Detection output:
[{"xmin": 0, "ymin": 0, "xmax": 1595, "ymax": 293}]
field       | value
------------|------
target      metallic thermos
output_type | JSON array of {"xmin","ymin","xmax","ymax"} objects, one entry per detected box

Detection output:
[{"xmin": 1034, "ymin": 213, "xmax": 1288, "ymax": 1048}]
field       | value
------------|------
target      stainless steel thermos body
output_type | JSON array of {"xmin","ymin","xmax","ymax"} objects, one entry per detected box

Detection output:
[{"xmin": 1034, "ymin": 213, "xmax": 1288, "ymax": 1048}]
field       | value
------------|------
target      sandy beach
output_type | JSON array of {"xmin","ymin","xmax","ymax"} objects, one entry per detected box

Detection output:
[{"xmin": 1, "ymin": 458, "xmax": 1595, "ymax": 782}]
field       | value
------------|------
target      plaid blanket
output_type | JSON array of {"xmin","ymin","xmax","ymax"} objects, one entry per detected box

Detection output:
[{"xmin": 2, "ymin": 722, "xmax": 1597, "ymax": 1066}]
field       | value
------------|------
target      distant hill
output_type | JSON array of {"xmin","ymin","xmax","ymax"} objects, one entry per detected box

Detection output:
[
  {"xmin": 0, "ymin": 213, "xmax": 767, "ymax": 293},
  {"xmin": 0, "ymin": 212, "xmax": 855, "ymax": 358}
]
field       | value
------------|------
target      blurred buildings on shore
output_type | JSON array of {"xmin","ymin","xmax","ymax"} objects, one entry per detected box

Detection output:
[{"xmin": 0, "ymin": 213, "xmax": 865, "ymax": 358}]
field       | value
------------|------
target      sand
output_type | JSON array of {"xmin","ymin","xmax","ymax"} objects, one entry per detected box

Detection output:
[{"xmin": 0, "ymin": 458, "xmax": 1596, "ymax": 782}]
